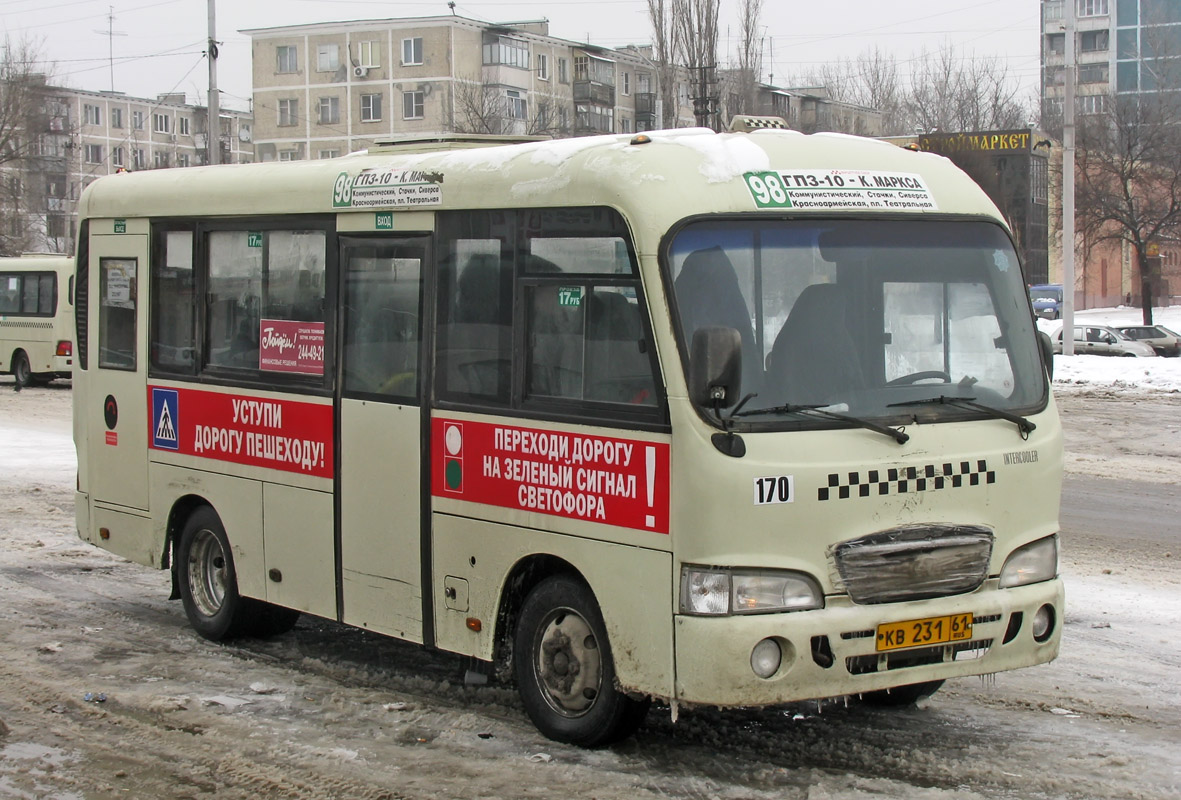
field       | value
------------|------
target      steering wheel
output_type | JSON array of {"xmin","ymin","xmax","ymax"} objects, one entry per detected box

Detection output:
[{"xmin": 886, "ymin": 370, "xmax": 952, "ymax": 386}]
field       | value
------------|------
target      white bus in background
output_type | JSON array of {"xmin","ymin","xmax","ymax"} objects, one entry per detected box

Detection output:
[
  {"xmin": 72, "ymin": 118, "xmax": 1064, "ymax": 746},
  {"xmin": 0, "ymin": 254, "xmax": 75, "ymax": 387}
]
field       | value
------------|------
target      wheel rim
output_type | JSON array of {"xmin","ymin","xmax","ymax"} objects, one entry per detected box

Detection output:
[
  {"xmin": 187, "ymin": 528, "xmax": 228, "ymax": 618},
  {"xmin": 532, "ymin": 607, "xmax": 603, "ymax": 718}
]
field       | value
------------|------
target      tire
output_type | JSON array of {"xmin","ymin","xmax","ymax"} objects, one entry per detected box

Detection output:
[
  {"xmin": 859, "ymin": 679, "xmax": 945, "ymax": 707},
  {"xmin": 514, "ymin": 575, "xmax": 649, "ymax": 747},
  {"xmin": 11, "ymin": 351, "xmax": 31, "ymax": 388},
  {"xmin": 177, "ymin": 506, "xmax": 254, "ymax": 641}
]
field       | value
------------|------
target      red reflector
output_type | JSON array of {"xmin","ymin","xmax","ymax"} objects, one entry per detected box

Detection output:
[
  {"xmin": 56, "ymin": 341, "xmax": 73, "ymax": 357},
  {"xmin": 466, "ymin": 617, "xmax": 482, "ymax": 632}
]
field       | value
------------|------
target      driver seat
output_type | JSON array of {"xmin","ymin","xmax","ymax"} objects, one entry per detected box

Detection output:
[{"xmin": 767, "ymin": 283, "xmax": 864, "ymax": 406}]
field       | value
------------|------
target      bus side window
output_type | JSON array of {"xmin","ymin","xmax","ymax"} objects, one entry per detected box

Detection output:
[
  {"xmin": 438, "ymin": 248, "xmax": 513, "ymax": 402},
  {"xmin": 151, "ymin": 229, "xmax": 196, "ymax": 372}
]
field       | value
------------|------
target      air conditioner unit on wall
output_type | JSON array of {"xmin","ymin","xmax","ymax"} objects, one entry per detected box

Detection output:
[{"xmin": 353, "ymin": 66, "xmax": 368, "ymax": 78}]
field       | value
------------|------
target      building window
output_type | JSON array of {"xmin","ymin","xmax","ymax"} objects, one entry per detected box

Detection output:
[
  {"xmin": 84, "ymin": 104, "xmax": 102, "ymax": 126},
  {"xmin": 1077, "ymin": 0, "xmax": 1108, "ymax": 16},
  {"xmin": 621, "ymin": 117, "xmax": 631, "ymax": 133},
  {"xmin": 278, "ymin": 98, "xmax": 299, "ymax": 127},
  {"xmin": 1078, "ymin": 63, "xmax": 1109, "ymax": 83},
  {"xmin": 319, "ymin": 96, "xmax": 340, "ymax": 124},
  {"xmin": 133, "ymin": 148, "xmax": 146, "ymax": 169},
  {"xmin": 623, "ymin": 72, "xmax": 631, "ymax": 95},
  {"xmin": 110, "ymin": 108, "xmax": 123, "ymax": 128},
  {"xmin": 279, "ymin": 150, "xmax": 299, "ymax": 161},
  {"xmin": 132, "ymin": 110, "xmax": 144, "ymax": 130},
  {"xmin": 558, "ymin": 57, "xmax": 569, "ymax": 84},
  {"xmin": 112, "ymin": 146, "xmax": 124, "ymax": 167},
  {"xmin": 177, "ymin": 153, "xmax": 190, "ymax": 168},
  {"xmin": 537, "ymin": 53, "xmax": 549, "ymax": 80},
  {"xmin": 361, "ymin": 93, "xmax": 382, "ymax": 122},
  {"xmin": 85, "ymin": 144, "xmax": 103, "ymax": 163},
  {"xmin": 484, "ymin": 36, "xmax": 529, "ymax": 69},
  {"xmin": 506, "ymin": 90, "xmax": 526, "ymax": 120},
  {"xmin": 179, "ymin": 117, "xmax": 190, "ymax": 136},
  {"xmin": 1080, "ymin": 29, "xmax": 1109, "ymax": 52},
  {"xmin": 317, "ymin": 43, "xmax": 340, "ymax": 72},
  {"xmin": 358, "ymin": 40, "xmax": 380, "ymax": 67},
  {"xmin": 403, "ymin": 90, "xmax": 424, "ymax": 119},
  {"xmin": 277, "ymin": 45, "xmax": 298, "ymax": 73},
  {"xmin": 1047, "ymin": 33, "xmax": 1065, "ymax": 55},
  {"xmin": 319, "ymin": 149, "xmax": 340, "ymax": 159},
  {"xmin": 154, "ymin": 152, "xmax": 170, "ymax": 169},
  {"xmin": 153, "ymin": 113, "xmax": 171, "ymax": 134},
  {"xmin": 1078, "ymin": 93, "xmax": 1108, "ymax": 114},
  {"xmin": 402, "ymin": 37, "xmax": 423, "ymax": 65}
]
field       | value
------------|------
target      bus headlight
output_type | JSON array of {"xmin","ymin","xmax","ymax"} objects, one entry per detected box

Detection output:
[
  {"xmin": 999, "ymin": 535, "xmax": 1059, "ymax": 588},
  {"xmin": 680, "ymin": 567, "xmax": 823, "ymax": 615}
]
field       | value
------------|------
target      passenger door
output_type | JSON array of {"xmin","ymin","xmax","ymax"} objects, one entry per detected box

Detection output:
[
  {"xmin": 337, "ymin": 235, "xmax": 430, "ymax": 642},
  {"xmin": 86, "ymin": 227, "xmax": 149, "ymax": 510}
]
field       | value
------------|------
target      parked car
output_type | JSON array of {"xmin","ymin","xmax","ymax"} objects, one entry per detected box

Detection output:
[
  {"xmin": 1052, "ymin": 325, "xmax": 1157, "ymax": 357},
  {"xmin": 1029, "ymin": 283, "xmax": 1063, "ymax": 319},
  {"xmin": 1116, "ymin": 325, "xmax": 1181, "ymax": 357}
]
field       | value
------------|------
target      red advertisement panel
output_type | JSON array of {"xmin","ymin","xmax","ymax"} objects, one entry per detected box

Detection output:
[
  {"xmin": 259, "ymin": 319, "xmax": 325, "ymax": 375},
  {"xmin": 431, "ymin": 417, "xmax": 670, "ymax": 534},
  {"xmin": 147, "ymin": 385, "xmax": 333, "ymax": 479}
]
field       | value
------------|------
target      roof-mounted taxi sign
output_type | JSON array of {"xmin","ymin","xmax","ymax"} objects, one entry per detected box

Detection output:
[{"xmin": 729, "ymin": 115, "xmax": 790, "ymax": 132}]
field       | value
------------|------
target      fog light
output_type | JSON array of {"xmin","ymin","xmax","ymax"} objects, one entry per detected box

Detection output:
[
  {"xmin": 750, "ymin": 638, "xmax": 782, "ymax": 679},
  {"xmin": 1032, "ymin": 604, "xmax": 1055, "ymax": 642}
]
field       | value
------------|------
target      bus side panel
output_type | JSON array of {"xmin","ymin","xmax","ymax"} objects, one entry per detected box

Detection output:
[
  {"xmin": 431, "ymin": 515, "xmax": 675, "ymax": 699},
  {"xmin": 262, "ymin": 483, "xmax": 336, "ymax": 618},
  {"xmin": 150, "ymin": 463, "xmax": 266, "ymax": 600},
  {"xmin": 86, "ymin": 506, "xmax": 153, "ymax": 565}
]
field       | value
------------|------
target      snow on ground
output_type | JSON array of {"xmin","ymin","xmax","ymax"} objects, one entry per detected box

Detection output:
[{"xmin": 1038, "ymin": 305, "xmax": 1181, "ymax": 392}]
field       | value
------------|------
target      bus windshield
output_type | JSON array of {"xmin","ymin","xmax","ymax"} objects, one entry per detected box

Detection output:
[{"xmin": 668, "ymin": 218, "xmax": 1045, "ymax": 425}]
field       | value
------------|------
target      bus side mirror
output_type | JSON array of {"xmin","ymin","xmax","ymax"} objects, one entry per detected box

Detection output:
[
  {"xmin": 689, "ymin": 326, "xmax": 742, "ymax": 408},
  {"xmin": 1037, "ymin": 330, "xmax": 1054, "ymax": 382}
]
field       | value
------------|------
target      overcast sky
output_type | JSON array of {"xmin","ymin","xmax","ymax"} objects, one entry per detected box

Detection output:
[{"xmin": 1, "ymin": 0, "xmax": 1043, "ymax": 112}]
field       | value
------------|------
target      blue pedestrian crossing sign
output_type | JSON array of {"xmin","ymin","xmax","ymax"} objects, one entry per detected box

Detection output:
[{"xmin": 151, "ymin": 388, "xmax": 179, "ymax": 450}]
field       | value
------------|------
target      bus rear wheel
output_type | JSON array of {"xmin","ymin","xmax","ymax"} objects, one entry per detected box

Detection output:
[
  {"xmin": 11, "ymin": 351, "xmax": 31, "ymax": 388},
  {"xmin": 513, "ymin": 575, "xmax": 649, "ymax": 747},
  {"xmin": 178, "ymin": 506, "xmax": 253, "ymax": 641}
]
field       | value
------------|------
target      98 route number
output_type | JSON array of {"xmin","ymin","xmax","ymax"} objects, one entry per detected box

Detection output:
[{"xmin": 754, "ymin": 475, "xmax": 794, "ymax": 505}]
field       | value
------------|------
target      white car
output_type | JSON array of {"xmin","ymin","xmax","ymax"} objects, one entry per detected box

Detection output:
[{"xmin": 1052, "ymin": 325, "xmax": 1158, "ymax": 357}]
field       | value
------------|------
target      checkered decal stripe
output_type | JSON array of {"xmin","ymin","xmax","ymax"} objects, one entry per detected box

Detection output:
[{"xmin": 818, "ymin": 460, "xmax": 995, "ymax": 501}]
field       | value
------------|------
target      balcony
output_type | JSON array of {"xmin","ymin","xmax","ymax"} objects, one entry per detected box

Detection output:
[{"xmin": 573, "ymin": 80, "xmax": 615, "ymax": 106}]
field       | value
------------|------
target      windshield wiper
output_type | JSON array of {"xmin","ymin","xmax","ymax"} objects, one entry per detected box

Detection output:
[
  {"xmin": 735, "ymin": 403, "xmax": 909, "ymax": 445},
  {"xmin": 888, "ymin": 395, "xmax": 1035, "ymax": 439}
]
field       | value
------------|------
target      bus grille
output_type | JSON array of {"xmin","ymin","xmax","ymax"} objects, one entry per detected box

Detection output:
[{"xmin": 830, "ymin": 524, "xmax": 993, "ymax": 605}]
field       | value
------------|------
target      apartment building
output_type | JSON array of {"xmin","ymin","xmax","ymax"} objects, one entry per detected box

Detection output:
[
  {"xmin": 242, "ymin": 15, "xmax": 698, "ymax": 161},
  {"xmin": 1, "ymin": 84, "xmax": 253, "ymax": 256},
  {"xmin": 1040, "ymin": 0, "xmax": 1181, "ymax": 119}
]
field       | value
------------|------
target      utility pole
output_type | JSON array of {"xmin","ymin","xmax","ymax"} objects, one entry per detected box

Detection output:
[
  {"xmin": 207, "ymin": 0, "xmax": 221, "ymax": 165},
  {"xmin": 1062, "ymin": 0, "xmax": 1076, "ymax": 355}
]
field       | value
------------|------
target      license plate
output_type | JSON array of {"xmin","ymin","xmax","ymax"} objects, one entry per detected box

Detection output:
[{"xmin": 876, "ymin": 613, "xmax": 974, "ymax": 652}]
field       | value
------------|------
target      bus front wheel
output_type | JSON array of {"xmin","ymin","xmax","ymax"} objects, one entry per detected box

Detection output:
[
  {"xmin": 177, "ymin": 506, "xmax": 253, "ymax": 641},
  {"xmin": 513, "ymin": 575, "xmax": 649, "ymax": 747}
]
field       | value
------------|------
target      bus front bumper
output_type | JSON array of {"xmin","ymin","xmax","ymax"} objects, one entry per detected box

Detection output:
[{"xmin": 673, "ymin": 578, "xmax": 1063, "ymax": 707}]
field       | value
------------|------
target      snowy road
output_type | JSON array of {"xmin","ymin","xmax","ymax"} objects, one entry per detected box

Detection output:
[{"xmin": 0, "ymin": 381, "xmax": 1178, "ymax": 800}]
